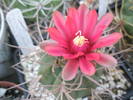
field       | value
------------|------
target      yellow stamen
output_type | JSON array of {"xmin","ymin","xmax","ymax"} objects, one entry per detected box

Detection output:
[{"xmin": 73, "ymin": 35, "xmax": 88, "ymax": 47}]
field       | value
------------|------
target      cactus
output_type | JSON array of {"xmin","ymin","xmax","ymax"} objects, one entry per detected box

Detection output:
[{"xmin": 39, "ymin": 54, "xmax": 103, "ymax": 99}]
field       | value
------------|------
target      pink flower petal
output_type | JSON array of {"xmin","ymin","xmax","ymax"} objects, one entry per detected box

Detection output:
[
  {"xmin": 78, "ymin": 4, "xmax": 89, "ymax": 31},
  {"xmin": 40, "ymin": 40, "xmax": 57, "ymax": 49},
  {"xmin": 95, "ymin": 53, "xmax": 117, "ymax": 67},
  {"xmin": 53, "ymin": 11, "xmax": 67, "ymax": 38},
  {"xmin": 67, "ymin": 8, "xmax": 79, "ymax": 31},
  {"xmin": 62, "ymin": 59, "xmax": 79, "ymax": 80},
  {"xmin": 79, "ymin": 57, "xmax": 96, "ymax": 76},
  {"xmin": 63, "ymin": 52, "xmax": 84, "ymax": 59},
  {"xmin": 90, "ymin": 13, "xmax": 114, "ymax": 42},
  {"xmin": 65, "ymin": 16, "xmax": 77, "ymax": 39},
  {"xmin": 91, "ymin": 32, "xmax": 123, "ymax": 50},
  {"xmin": 40, "ymin": 40, "xmax": 67, "ymax": 56},
  {"xmin": 86, "ymin": 53, "xmax": 100, "ymax": 61},
  {"xmin": 83, "ymin": 10, "xmax": 98, "ymax": 37},
  {"xmin": 48, "ymin": 27, "xmax": 68, "ymax": 47}
]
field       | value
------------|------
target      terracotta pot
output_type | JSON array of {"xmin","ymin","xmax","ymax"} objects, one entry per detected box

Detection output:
[{"xmin": 0, "ymin": 81, "xmax": 21, "ymax": 90}]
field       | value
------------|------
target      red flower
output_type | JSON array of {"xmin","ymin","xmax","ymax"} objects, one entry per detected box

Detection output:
[{"xmin": 41, "ymin": 4, "xmax": 122, "ymax": 81}]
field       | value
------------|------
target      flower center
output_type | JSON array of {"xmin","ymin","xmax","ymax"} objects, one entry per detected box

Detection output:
[{"xmin": 73, "ymin": 31, "xmax": 88, "ymax": 47}]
